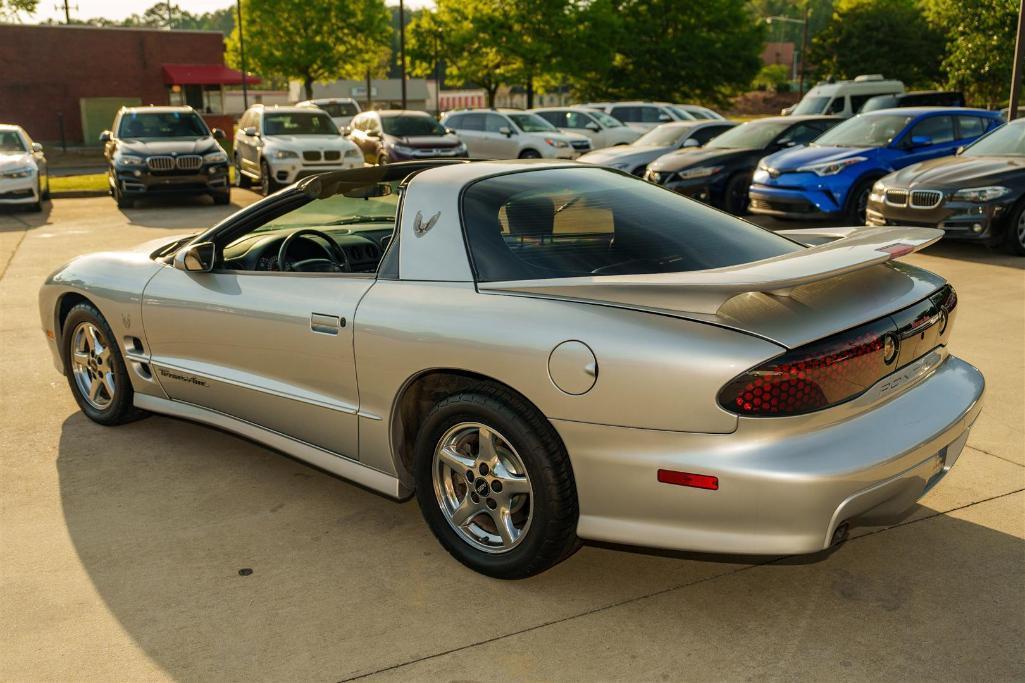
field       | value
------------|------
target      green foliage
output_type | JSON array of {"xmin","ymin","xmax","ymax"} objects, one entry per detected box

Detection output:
[
  {"xmin": 226, "ymin": 0, "xmax": 392, "ymax": 100},
  {"xmin": 754, "ymin": 63, "xmax": 792, "ymax": 92},
  {"xmin": 925, "ymin": 0, "xmax": 1019, "ymax": 107},
  {"xmin": 45, "ymin": 3, "xmax": 234, "ymax": 31},
  {"xmin": 810, "ymin": 0, "xmax": 944, "ymax": 87},
  {"xmin": 0, "ymin": 0, "xmax": 37, "ymax": 20}
]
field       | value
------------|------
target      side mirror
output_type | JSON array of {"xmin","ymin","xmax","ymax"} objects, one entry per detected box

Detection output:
[
  {"xmin": 342, "ymin": 126, "xmax": 352, "ymax": 136},
  {"xmin": 31, "ymin": 142, "xmax": 43, "ymax": 153},
  {"xmin": 778, "ymin": 138, "xmax": 797, "ymax": 148},
  {"xmin": 211, "ymin": 128, "xmax": 225, "ymax": 140},
  {"xmin": 445, "ymin": 127, "xmax": 457, "ymax": 135},
  {"xmin": 585, "ymin": 121, "xmax": 601, "ymax": 132},
  {"xmin": 498, "ymin": 126, "xmax": 513, "ymax": 137},
  {"xmin": 99, "ymin": 130, "xmax": 111, "ymax": 143},
  {"xmin": 955, "ymin": 145, "xmax": 965, "ymax": 155},
  {"xmin": 909, "ymin": 135, "xmax": 932, "ymax": 148},
  {"xmin": 681, "ymin": 138, "xmax": 700, "ymax": 148},
  {"xmin": 173, "ymin": 242, "xmax": 216, "ymax": 273},
  {"xmin": 242, "ymin": 127, "xmax": 259, "ymax": 137}
]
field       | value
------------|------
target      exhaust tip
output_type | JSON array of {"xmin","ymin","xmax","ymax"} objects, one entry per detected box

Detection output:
[{"xmin": 831, "ymin": 521, "xmax": 850, "ymax": 546}]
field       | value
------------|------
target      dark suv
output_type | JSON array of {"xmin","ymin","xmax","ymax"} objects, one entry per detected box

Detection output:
[
  {"xmin": 348, "ymin": 110, "xmax": 466, "ymax": 165},
  {"xmin": 101, "ymin": 106, "xmax": 229, "ymax": 208}
]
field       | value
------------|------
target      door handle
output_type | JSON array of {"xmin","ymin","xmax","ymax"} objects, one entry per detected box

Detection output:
[{"xmin": 310, "ymin": 313, "xmax": 345, "ymax": 335}]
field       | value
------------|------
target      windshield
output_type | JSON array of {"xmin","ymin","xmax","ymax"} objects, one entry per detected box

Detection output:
[
  {"xmin": 318, "ymin": 102, "xmax": 359, "ymax": 117},
  {"xmin": 381, "ymin": 115, "xmax": 447, "ymax": 137},
  {"xmin": 792, "ymin": 96, "xmax": 831, "ymax": 115},
  {"xmin": 508, "ymin": 113, "xmax": 558, "ymax": 133},
  {"xmin": 859, "ymin": 96, "xmax": 896, "ymax": 113},
  {"xmin": 707, "ymin": 121, "xmax": 790, "ymax": 149},
  {"xmin": 0, "ymin": 130, "xmax": 27, "ymax": 152},
  {"xmin": 634, "ymin": 125, "xmax": 691, "ymax": 147},
  {"xmin": 462, "ymin": 167, "xmax": 800, "ymax": 282},
  {"xmin": 256, "ymin": 180, "xmax": 400, "ymax": 232},
  {"xmin": 590, "ymin": 110, "xmax": 623, "ymax": 128},
  {"xmin": 964, "ymin": 122, "xmax": 1025, "ymax": 157},
  {"xmin": 264, "ymin": 112, "xmax": 338, "ymax": 136},
  {"xmin": 118, "ymin": 112, "xmax": 209, "ymax": 139},
  {"xmin": 814, "ymin": 113, "xmax": 913, "ymax": 148}
]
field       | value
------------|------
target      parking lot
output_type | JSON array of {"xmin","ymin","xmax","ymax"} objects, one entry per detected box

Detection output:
[{"xmin": 1, "ymin": 194, "xmax": 1023, "ymax": 680}]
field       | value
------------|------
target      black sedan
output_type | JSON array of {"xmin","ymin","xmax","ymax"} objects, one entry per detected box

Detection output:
[
  {"xmin": 644, "ymin": 115, "xmax": 839, "ymax": 214},
  {"xmin": 867, "ymin": 118, "xmax": 1025, "ymax": 255}
]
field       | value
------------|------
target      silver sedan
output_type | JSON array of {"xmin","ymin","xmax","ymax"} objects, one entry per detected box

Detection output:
[{"xmin": 38, "ymin": 160, "xmax": 983, "ymax": 578}]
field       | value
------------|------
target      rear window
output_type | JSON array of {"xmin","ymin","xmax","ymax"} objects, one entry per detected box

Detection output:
[{"xmin": 461, "ymin": 168, "xmax": 801, "ymax": 282}]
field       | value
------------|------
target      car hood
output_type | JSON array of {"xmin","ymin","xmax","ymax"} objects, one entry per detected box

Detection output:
[
  {"xmin": 765, "ymin": 145, "xmax": 875, "ymax": 172},
  {"xmin": 648, "ymin": 147, "xmax": 753, "ymax": 172},
  {"xmin": 0, "ymin": 152, "xmax": 36, "ymax": 172},
  {"xmin": 885, "ymin": 154, "xmax": 1025, "ymax": 188},
  {"xmin": 388, "ymin": 133, "xmax": 462, "ymax": 148},
  {"xmin": 264, "ymin": 135, "xmax": 357, "ymax": 151},
  {"xmin": 117, "ymin": 137, "xmax": 221, "ymax": 155},
  {"xmin": 578, "ymin": 145, "xmax": 672, "ymax": 165}
]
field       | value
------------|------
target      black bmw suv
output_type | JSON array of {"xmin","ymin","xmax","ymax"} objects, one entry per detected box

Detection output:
[{"xmin": 101, "ymin": 106, "xmax": 230, "ymax": 208}]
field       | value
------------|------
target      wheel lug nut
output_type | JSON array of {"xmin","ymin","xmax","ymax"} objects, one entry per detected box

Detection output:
[
  {"xmin": 470, "ymin": 492, "xmax": 480, "ymax": 504},
  {"xmin": 479, "ymin": 463, "xmax": 490, "ymax": 476},
  {"xmin": 491, "ymin": 480, "xmax": 503, "ymax": 493},
  {"xmin": 486, "ymin": 498, "xmax": 497, "ymax": 509}
]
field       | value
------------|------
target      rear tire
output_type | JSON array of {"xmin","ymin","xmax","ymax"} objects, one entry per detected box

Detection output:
[
  {"xmin": 413, "ymin": 384, "xmax": 580, "ymax": 579},
  {"xmin": 61, "ymin": 302, "xmax": 146, "ymax": 426},
  {"xmin": 845, "ymin": 177, "xmax": 875, "ymax": 225},
  {"xmin": 1003, "ymin": 200, "xmax": 1025, "ymax": 256}
]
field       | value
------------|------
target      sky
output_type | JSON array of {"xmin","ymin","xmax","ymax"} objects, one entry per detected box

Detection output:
[{"xmin": 27, "ymin": 0, "xmax": 434, "ymax": 25}]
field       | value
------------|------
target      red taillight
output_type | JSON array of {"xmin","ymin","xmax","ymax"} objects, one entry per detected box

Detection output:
[
  {"xmin": 658, "ymin": 469, "xmax": 719, "ymax": 490},
  {"xmin": 718, "ymin": 285, "xmax": 957, "ymax": 417}
]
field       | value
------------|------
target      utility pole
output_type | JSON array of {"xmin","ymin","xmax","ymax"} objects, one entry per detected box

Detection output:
[
  {"xmin": 434, "ymin": 31, "xmax": 441, "ymax": 118},
  {"xmin": 1010, "ymin": 0, "xmax": 1025, "ymax": 121},
  {"xmin": 399, "ymin": 0, "xmax": 407, "ymax": 109},
  {"xmin": 55, "ymin": 0, "xmax": 74, "ymax": 23},
  {"xmin": 800, "ymin": 3, "xmax": 809, "ymax": 95},
  {"xmin": 236, "ymin": 0, "xmax": 248, "ymax": 109}
]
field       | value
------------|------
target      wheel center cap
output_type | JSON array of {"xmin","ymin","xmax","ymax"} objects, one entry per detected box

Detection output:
[{"xmin": 474, "ymin": 478, "xmax": 490, "ymax": 497}]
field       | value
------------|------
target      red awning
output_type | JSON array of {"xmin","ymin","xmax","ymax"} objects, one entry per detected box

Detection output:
[{"xmin": 162, "ymin": 64, "xmax": 261, "ymax": 86}]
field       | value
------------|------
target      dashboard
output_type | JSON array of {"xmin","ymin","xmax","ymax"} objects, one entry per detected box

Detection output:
[{"xmin": 222, "ymin": 227, "xmax": 390, "ymax": 273}]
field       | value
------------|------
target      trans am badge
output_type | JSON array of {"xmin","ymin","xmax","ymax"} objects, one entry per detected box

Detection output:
[{"xmin": 413, "ymin": 210, "xmax": 440, "ymax": 237}]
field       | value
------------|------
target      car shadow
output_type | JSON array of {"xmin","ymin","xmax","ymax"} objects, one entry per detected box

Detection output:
[
  {"xmin": 55, "ymin": 411, "xmax": 1025, "ymax": 679},
  {"xmin": 117, "ymin": 190, "xmax": 262, "ymax": 229},
  {"xmin": 0, "ymin": 200, "xmax": 54, "ymax": 229}
]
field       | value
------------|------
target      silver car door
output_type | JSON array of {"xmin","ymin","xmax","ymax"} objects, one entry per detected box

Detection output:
[{"xmin": 141, "ymin": 268, "xmax": 373, "ymax": 459}]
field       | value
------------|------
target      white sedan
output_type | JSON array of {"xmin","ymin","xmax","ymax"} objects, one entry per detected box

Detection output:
[{"xmin": 0, "ymin": 124, "xmax": 49, "ymax": 212}]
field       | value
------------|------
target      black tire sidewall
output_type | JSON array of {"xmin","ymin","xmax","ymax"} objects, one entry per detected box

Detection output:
[
  {"xmin": 413, "ymin": 391, "xmax": 576, "ymax": 578},
  {"xmin": 260, "ymin": 159, "xmax": 273, "ymax": 195},
  {"xmin": 61, "ymin": 304, "xmax": 140, "ymax": 425},
  {"xmin": 724, "ymin": 173, "xmax": 751, "ymax": 215},
  {"xmin": 1003, "ymin": 200, "xmax": 1025, "ymax": 256},
  {"xmin": 846, "ymin": 177, "xmax": 875, "ymax": 224}
]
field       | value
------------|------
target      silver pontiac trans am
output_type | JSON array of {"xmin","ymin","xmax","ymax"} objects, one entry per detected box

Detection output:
[{"xmin": 39, "ymin": 160, "xmax": 984, "ymax": 578}]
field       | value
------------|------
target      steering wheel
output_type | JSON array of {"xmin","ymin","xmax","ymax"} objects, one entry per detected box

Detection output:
[{"xmin": 277, "ymin": 229, "xmax": 351, "ymax": 273}]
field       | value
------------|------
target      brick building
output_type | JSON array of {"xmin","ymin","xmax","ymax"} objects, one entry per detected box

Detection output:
[{"xmin": 0, "ymin": 24, "xmax": 258, "ymax": 144}]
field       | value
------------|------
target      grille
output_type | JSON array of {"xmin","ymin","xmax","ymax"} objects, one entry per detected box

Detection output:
[
  {"xmin": 146, "ymin": 156, "xmax": 174, "ymax": 171},
  {"xmin": 175, "ymin": 155, "xmax": 202, "ymax": 170},
  {"xmin": 303, "ymin": 151, "xmax": 322, "ymax": 162},
  {"xmin": 571, "ymin": 140, "xmax": 591, "ymax": 151},
  {"xmin": 884, "ymin": 189, "xmax": 908, "ymax": 206},
  {"xmin": 910, "ymin": 190, "xmax": 943, "ymax": 208},
  {"xmin": 323, "ymin": 150, "xmax": 341, "ymax": 161}
]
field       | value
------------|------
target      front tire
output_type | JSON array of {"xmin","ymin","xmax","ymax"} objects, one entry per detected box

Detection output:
[
  {"xmin": 518, "ymin": 149, "xmax": 542, "ymax": 159},
  {"xmin": 845, "ymin": 177, "xmax": 875, "ymax": 224},
  {"xmin": 1003, "ymin": 200, "xmax": 1025, "ymax": 256},
  {"xmin": 212, "ymin": 190, "xmax": 231, "ymax": 206},
  {"xmin": 259, "ymin": 159, "xmax": 278, "ymax": 196},
  {"xmin": 413, "ymin": 384, "xmax": 580, "ymax": 579},
  {"xmin": 61, "ymin": 303, "xmax": 146, "ymax": 425}
]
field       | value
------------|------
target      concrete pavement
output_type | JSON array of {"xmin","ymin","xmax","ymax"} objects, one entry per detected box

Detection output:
[{"xmin": 1, "ymin": 195, "xmax": 1022, "ymax": 681}]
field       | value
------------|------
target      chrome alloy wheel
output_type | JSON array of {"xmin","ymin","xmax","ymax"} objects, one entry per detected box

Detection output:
[
  {"xmin": 432, "ymin": 422, "xmax": 533, "ymax": 554},
  {"xmin": 70, "ymin": 321, "xmax": 116, "ymax": 410}
]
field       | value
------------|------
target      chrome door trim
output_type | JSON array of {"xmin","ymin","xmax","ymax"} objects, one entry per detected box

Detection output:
[
  {"xmin": 149, "ymin": 360, "xmax": 358, "ymax": 415},
  {"xmin": 134, "ymin": 394, "xmax": 408, "ymax": 499}
]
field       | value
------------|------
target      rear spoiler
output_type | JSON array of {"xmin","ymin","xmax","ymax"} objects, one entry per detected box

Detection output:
[{"xmin": 479, "ymin": 226, "xmax": 943, "ymax": 316}]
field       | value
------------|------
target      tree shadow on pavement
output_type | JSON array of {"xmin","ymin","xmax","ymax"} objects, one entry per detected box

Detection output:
[{"xmin": 55, "ymin": 411, "xmax": 1025, "ymax": 680}]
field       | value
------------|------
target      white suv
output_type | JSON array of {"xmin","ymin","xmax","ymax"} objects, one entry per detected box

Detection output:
[
  {"xmin": 583, "ymin": 102, "xmax": 689, "ymax": 131},
  {"xmin": 234, "ymin": 105, "xmax": 363, "ymax": 195},
  {"xmin": 441, "ymin": 109, "xmax": 591, "ymax": 159},
  {"xmin": 296, "ymin": 98, "xmax": 362, "ymax": 132},
  {"xmin": 530, "ymin": 107, "xmax": 642, "ymax": 150}
]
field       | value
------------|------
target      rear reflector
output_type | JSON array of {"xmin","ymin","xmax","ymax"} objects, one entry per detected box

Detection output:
[{"xmin": 657, "ymin": 469, "xmax": 719, "ymax": 490}]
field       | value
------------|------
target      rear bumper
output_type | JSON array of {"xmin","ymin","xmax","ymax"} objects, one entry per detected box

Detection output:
[{"xmin": 556, "ymin": 352, "xmax": 984, "ymax": 555}]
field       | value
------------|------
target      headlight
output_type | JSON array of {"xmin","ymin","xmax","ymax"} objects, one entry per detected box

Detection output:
[
  {"xmin": 455, "ymin": 143, "xmax": 467, "ymax": 154},
  {"xmin": 203, "ymin": 150, "xmax": 228, "ymax": 164},
  {"xmin": 796, "ymin": 156, "xmax": 868, "ymax": 176},
  {"xmin": 2, "ymin": 165, "xmax": 35, "ymax": 178},
  {"xmin": 756, "ymin": 161, "xmax": 770, "ymax": 172},
  {"xmin": 869, "ymin": 180, "xmax": 886, "ymax": 203},
  {"xmin": 545, "ymin": 138, "xmax": 569, "ymax": 148},
  {"xmin": 950, "ymin": 186, "xmax": 1010, "ymax": 203},
  {"xmin": 344, "ymin": 148, "xmax": 362, "ymax": 159},
  {"xmin": 272, "ymin": 149, "xmax": 299, "ymax": 160},
  {"xmin": 391, "ymin": 143, "xmax": 415, "ymax": 154},
  {"xmin": 115, "ymin": 155, "xmax": 145, "ymax": 167},
  {"xmin": 676, "ymin": 165, "xmax": 723, "ymax": 180}
]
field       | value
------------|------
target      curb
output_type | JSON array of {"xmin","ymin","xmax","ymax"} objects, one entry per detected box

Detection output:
[{"xmin": 50, "ymin": 190, "xmax": 109, "ymax": 199}]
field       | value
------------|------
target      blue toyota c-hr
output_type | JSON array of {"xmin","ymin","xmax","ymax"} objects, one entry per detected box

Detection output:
[{"xmin": 748, "ymin": 107, "xmax": 1004, "ymax": 223}]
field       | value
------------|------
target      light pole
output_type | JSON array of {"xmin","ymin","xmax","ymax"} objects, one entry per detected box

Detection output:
[
  {"xmin": 399, "ymin": 0, "xmax": 407, "ymax": 109},
  {"xmin": 236, "ymin": 0, "xmax": 248, "ymax": 110},
  {"xmin": 766, "ymin": 12, "xmax": 809, "ymax": 95},
  {"xmin": 1010, "ymin": 0, "xmax": 1024, "ymax": 121}
]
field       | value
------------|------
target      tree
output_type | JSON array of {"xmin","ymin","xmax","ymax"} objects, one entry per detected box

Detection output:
[
  {"xmin": 493, "ymin": 0, "xmax": 578, "ymax": 109},
  {"xmin": 810, "ymin": 0, "xmax": 944, "ymax": 87},
  {"xmin": 0, "ymin": 0, "xmax": 37, "ymax": 20},
  {"xmin": 226, "ymin": 0, "xmax": 392, "ymax": 100},
  {"xmin": 753, "ymin": 63, "xmax": 792, "ymax": 92},
  {"xmin": 925, "ymin": 0, "xmax": 1019, "ymax": 108}
]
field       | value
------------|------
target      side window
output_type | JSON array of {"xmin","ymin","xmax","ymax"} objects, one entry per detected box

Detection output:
[
  {"xmin": 641, "ymin": 107, "xmax": 666, "ymax": 123},
  {"xmin": 781, "ymin": 123, "xmax": 824, "ymax": 145},
  {"xmin": 444, "ymin": 114, "xmax": 464, "ymax": 129},
  {"xmin": 826, "ymin": 97, "xmax": 846, "ymax": 115},
  {"xmin": 956, "ymin": 116, "xmax": 987, "ymax": 140},
  {"xmin": 485, "ymin": 114, "xmax": 509, "ymax": 133},
  {"xmin": 910, "ymin": 116, "xmax": 955, "ymax": 144},
  {"xmin": 461, "ymin": 113, "xmax": 486, "ymax": 131},
  {"xmin": 565, "ymin": 111, "xmax": 593, "ymax": 129},
  {"xmin": 610, "ymin": 106, "xmax": 639, "ymax": 122},
  {"xmin": 536, "ymin": 111, "xmax": 566, "ymax": 127},
  {"xmin": 689, "ymin": 125, "xmax": 723, "ymax": 144},
  {"xmin": 850, "ymin": 94, "xmax": 874, "ymax": 114}
]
